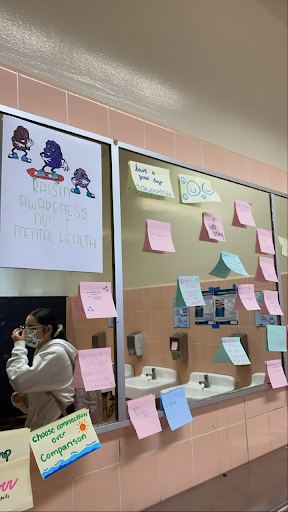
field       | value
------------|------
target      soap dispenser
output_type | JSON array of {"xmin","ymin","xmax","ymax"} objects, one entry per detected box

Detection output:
[
  {"xmin": 127, "ymin": 331, "xmax": 143, "ymax": 356},
  {"xmin": 170, "ymin": 332, "xmax": 188, "ymax": 360},
  {"xmin": 92, "ymin": 332, "xmax": 107, "ymax": 349}
]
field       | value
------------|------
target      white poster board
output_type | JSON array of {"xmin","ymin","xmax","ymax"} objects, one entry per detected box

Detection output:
[{"xmin": 0, "ymin": 115, "xmax": 103, "ymax": 272}]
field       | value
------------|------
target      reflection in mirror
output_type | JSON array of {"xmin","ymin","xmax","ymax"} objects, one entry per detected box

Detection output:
[{"xmin": 120, "ymin": 150, "xmax": 285, "ymax": 409}]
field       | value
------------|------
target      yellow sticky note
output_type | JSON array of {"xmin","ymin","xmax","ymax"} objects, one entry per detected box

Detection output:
[{"xmin": 127, "ymin": 161, "xmax": 174, "ymax": 198}]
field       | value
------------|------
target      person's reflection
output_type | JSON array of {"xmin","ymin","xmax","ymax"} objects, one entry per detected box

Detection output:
[{"xmin": 6, "ymin": 308, "xmax": 77, "ymax": 430}]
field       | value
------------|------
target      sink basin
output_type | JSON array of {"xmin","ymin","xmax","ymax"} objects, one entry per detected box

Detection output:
[
  {"xmin": 244, "ymin": 372, "xmax": 265, "ymax": 388},
  {"xmin": 102, "ymin": 363, "xmax": 135, "ymax": 394},
  {"xmin": 160, "ymin": 372, "xmax": 236, "ymax": 401},
  {"xmin": 125, "ymin": 366, "xmax": 179, "ymax": 399}
]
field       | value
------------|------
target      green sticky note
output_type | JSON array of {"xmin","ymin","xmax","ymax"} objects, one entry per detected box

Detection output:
[
  {"xmin": 266, "ymin": 325, "xmax": 287, "ymax": 352},
  {"xmin": 175, "ymin": 278, "xmax": 186, "ymax": 307},
  {"xmin": 212, "ymin": 342, "xmax": 231, "ymax": 363},
  {"xmin": 213, "ymin": 337, "xmax": 251, "ymax": 365},
  {"xmin": 209, "ymin": 251, "xmax": 249, "ymax": 278},
  {"xmin": 209, "ymin": 257, "xmax": 231, "ymax": 279}
]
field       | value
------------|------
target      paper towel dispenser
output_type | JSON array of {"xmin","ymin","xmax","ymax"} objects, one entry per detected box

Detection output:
[
  {"xmin": 170, "ymin": 332, "xmax": 188, "ymax": 360},
  {"xmin": 127, "ymin": 331, "xmax": 143, "ymax": 356},
  {"xmin": 92, "ymin": 332, "xmax": 107, "ymax": 349}
]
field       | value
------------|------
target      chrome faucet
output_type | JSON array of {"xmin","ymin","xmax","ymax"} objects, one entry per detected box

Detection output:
[
  {"xmin": 199, "ymin": 374, "xmax": 210, "ymax": 388},
  {"xmin": 146, "ymin": 368, "xmax": 156, "ymax": 380}
]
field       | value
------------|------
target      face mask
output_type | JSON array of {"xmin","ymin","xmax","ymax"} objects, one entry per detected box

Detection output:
[{"xmin": 25, "ymin": 329, "xmax": 43, "ymax": 349}]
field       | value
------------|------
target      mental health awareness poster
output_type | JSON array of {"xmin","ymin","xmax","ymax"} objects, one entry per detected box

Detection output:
[{"xmin": 0, "ymin": 115, "xmax": 103, "ymax": 272}]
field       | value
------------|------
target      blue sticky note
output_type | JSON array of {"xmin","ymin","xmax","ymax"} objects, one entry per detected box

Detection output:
[
  {"xmin": 212, "ymin": 342, "xmax": 231, "ymax": 363},
  {"xmin": 266, "ymin": 325, "xmax": 287, "ymax": 352},
  {"xmin": 209, "ymin": 251, "xmax": 249, "ymax": 278},
  {"xmin": 160, "ymin": 387, "xmax": 193, "ymax": 431},
  {"xmin": 175, "ymin": 276, "xmax": 205, "ymax": 307}
]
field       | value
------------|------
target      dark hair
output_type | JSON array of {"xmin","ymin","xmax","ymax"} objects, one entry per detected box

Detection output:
[{"xmin": 29, "ymin": 308, "xmax": 67, "ymax": 341}]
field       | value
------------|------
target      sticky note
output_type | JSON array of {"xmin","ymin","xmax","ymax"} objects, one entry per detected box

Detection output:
[
  {"xmin": 171, "ymin": 341, "xmax": 178, "ymax": 351},
  {"xmin": 264, "ymin": 360, "xmax": 288, "ymax": 388},
  {"xmin": 266, "ymin": 325, "xmax": 287, "ymax": 352},
  {"xmin": 175, "ymin": 276, "xmax": 205, "ymax": 307},
  {"xmin": 160, "ymin": 387, "xmax": 193, "ymax": 431},
  {"xmin": 178, "ymin": 174, "xmax": 221, "ymax": 204},
  {"xmin": 259, "ymin": 290, "xmax": 284, "ymax": 316},
  {"xmin": 255, "ymin": 229, "xmax": 275, "ymax": 255},
  {"xmin": 232, "ymin": 200, "xmax": 256, "ymax": 228},
  {"xmin": 212, "ymin": 337, "xmax": 251, "ymax": 365},
  {"xmin": 209, "ymin": 251, "xmax": 249, "ymax": 278},
  {"xmin": 73, "ymin": 282, "xmax": 118, "ymax": 319},
  {"xmin": 255, "ymin": 256, "xmax": 278, "ymax": 282},
  {"xmin": 127, "ymin": 161, "xmax": 174, "ymax": 198},
  {"xmin": 72, "ymin": 348, "xmax": 116, "ymax": 391},
  {"xmin": 233, "ymin": 284, "xmax": 260, "ymax": 311},
  {"xmin": 199, "ymin": 212, "xmax": 225, "ymax": 242},
  {"xmin": 142, "ymin": 219, "xmax": 175, "ymax": 253},
  {"xmin": 127, "ymin": 395, "xmax": 162, "ymax": 439},
  {"xmin": 282, "ymin": 237, "xmax": 288, "ymax": 257}
]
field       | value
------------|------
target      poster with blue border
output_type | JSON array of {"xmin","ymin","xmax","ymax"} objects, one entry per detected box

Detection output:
[
  {"xmin": 254, "ymin": 291, "xmax": 277, "ymax": 327},
  {"xmin": 173, "ymin": 299, "xmax": 190, "ymax": 328}
]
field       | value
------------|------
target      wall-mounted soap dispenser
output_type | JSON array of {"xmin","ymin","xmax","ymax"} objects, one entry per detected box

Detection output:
[
  {"xmin": 127, "ymin": 331, "xmax": 143, "ymax": 356},
  {"xmin": 170, "ymin": 332, "xmax": 188, "ymax": 360},
  {"xmin": 92, "ymin": 332, "xmax": 107, "ymax": 349},
  {"xmin": 230, "ymin": 332, "xmax": 249, "ymax": 358}
]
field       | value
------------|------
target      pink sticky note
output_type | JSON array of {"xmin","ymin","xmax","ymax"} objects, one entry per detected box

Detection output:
[
  {"xmin": 232, "ymin": 200, "xmax": 256, "ymax": 228},
  {"xmin": 171, "ymin": 341, "xmax": 178, "ymax": 351},
  {"xmin": 264, "ymin": 359, "xmax": 288, "ymax": 388},
  {"xmin": 142, "ymin": 219, "xmax": 175, "ymax": 253},
  {"xmin": 77, "ymin": 348, "xmax": 115, "ymax": 391},
  {"xmin": 233, "ymin": 284, "xmax": 260, "ymax": 311},
  {"xmin": 255, "ymin": 229, "xmax": 275, "ymax": 255},
  {"xmin": 255, "ymin": 256, "xmax": 278, "ymax": 282},
  {"xmin": 199, "ymin": 212, "xmax": 225, "ymax": 242},
  {"xmin": 259, "ymin": 290, "xmax": 284, "ymax": 316},
  {"xmin": 127, "ymin": 394, "xmax": 162, "ymax": 439},
  {"xmin": 71, "ymin": 354, "xmax": 85, "ymax": 388},
  {"xmin": 74, "ymin": 282, "xmax": 118, "ymax": 319}
]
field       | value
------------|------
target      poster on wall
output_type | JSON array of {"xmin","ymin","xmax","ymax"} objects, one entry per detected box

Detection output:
[
  {"xmin": 213, "ymin": 289, "xmax": 238, "ymax": 324},
  {"xmin": 254, "ymin": 291, "xmax": 277, "ymax": 326},
  {"xmin": 0, "ymin": 115, "xmax": 103, "ymax": 272},
  {"xmin": 194, "ymin": 291, "xmax": 214, "ymax": 324}
]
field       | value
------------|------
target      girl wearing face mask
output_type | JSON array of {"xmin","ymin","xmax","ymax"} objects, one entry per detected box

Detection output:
[{"xmin": 6, "ymin": 308, "xmax": 77, "ymax": 430}]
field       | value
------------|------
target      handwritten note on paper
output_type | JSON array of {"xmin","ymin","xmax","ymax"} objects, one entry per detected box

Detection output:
[
  {"xmin": 266, "ymin": 325, "xmax": 287, "ymax": 352},
  {"xmin": 282, "ymin": 237, "xmax": 288, "ymax": 257},
  {"xmin": 255, "ymin": 256, "xmax": 278, "ymax": 282},
  {"xmin": 259, "ymin": 290, "xmax": 284, "ymax": 316},
  {"xmin": 255, "ymin": 229, "xmax": 275, "ymax": 255},
  {"xmin": 127, "ymin": 161, "xmax": 174, "ymax": 198},
  {"xmin": 199, "ymin": 212, "xmax": 225, "ymax": 242},
  {"xmin": 178, "ymin": 174, "xmax": 221, "ymax": 204},
  {"xmin": 175, "ymin": 276, "xmax": 205, "ymax": 307},
  {"xmin": 212, "ymin": 337, "xmax": 251, "ymax": 365},
  {"xmin": 73, "ymin": 282, "xmax": 118, "ymax": 319},
  {"xmin": 233, "ymin": 284, "xmax": 260, "ymax": 311},
  {"xmin": 72, "ymin": 348, "xmax": 115, "ymax": 391},
  {"xmin": 127, "ymin": 395, "xmax": 162, "ymax": 439},
  {"xmin": 209, "ymin": 251, "xmax": 249, "ymax": 279},
  {"xmin": 142, "ymin": 219, "xmax": 175, "ymax": 253},
  {"xmin": 232, "ymin": 200, "xmax": 256, "ymax": 228},
  {"xmin": 264, "ymin": 360, "xmax": 288, "ymax": 389},
  {"xmin": 160, "ymin": 387, "xmax": 193, "ymax": 431}
]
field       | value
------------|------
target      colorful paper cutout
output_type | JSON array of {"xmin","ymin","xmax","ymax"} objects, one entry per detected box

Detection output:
[
  {"xmin": 264, "ymin": 360, "xmax": 288, "ymax": 388},
  {"xmin": 209, "ymin": 251, "xmax": 249, "ymax": 278},
  {"xmin": 72, "ymin": 348, "xmax": 115, "ymax": 391},
  {"xmin": 266, "ymin": 325, "xmax": 287, "ymax": 352},
  {"xmin": 232, "ymin": 200, "xmax": 256, "ymax": 228},
  {"xmin": 258, "ymin": 290, "xmax": 284, "ymax": 316},
  {"xmin": 160, "ymin": 387, "xmax": 193, "ymax": 431},
  {"xmin": 233, "ymin": 284, "xmax": 260, "ymax": 311},
  {"xmin": 212, "ymin": 337, "xmax": 251, "ymax": 365},
  {"xmin": 142, "ymin": 219, "xmax": 175, "ymax": 253},
  {"xmin": 255, "ymin": 256, "xmax": 278, "ymax": 282},
  {"xmin": 175, "ymin": 276, "xmax": 205, "ymax": 307},
  {"xmin": 199, "ymin": 212, "xmax": 225, "ymax": 243},
  {"xmin": 178, "ymin": 174, "xmax": 221, "ymax": 204},
  {"xmin": 73, "ymin": 282, "xmax": 118, "ymax": 319},
  {"xmin": 127, "ymin": 395, "xmax": 162, "ymax": 439},
  {"xmin": 127, "ymin": 161, "xmax": 174, "ymax": 198},
  {"xmin": 255, "ymin": 229, "xmax": 275, "ymax": 255}
]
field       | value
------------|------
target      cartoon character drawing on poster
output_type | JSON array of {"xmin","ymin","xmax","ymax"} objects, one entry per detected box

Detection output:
[
  {"xmin": 27, "ymin": 140, "xmax": 69, "ymax": 182},
  {"xmin": 8, "ymin": 125, "xmax": 34, "ymax": 163},
  {"xmin": 71, "ymin": 168, "xmax": 95, "ymax": 198}
]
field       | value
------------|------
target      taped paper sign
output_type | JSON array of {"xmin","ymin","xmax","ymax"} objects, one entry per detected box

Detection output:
[
  {"xmin": 142, "ymin": 219, "xmax": 175, "ymax": 253},
  {"xmin": 0, "ymin": 428, "xmax": 33, "ymax": 512},
  {"xmin": 127, "ymin": 395, "xmax": 162, "ymax": 439},
  {"xmin": 255, "ymin": 229, "xmax": 275, "ymax": 255},
  {"xmin": 255, "ymin": 256, "xmax": 278, "ymax": 282},
  {"xmin": 127, "ymin": 161, "xmax": 174, "ymax": 198},
  {"xmin": 232, "ymin": 200, "xmax": 256, "ymax": 228},
  {"xmin": 209, "ymin": 251, "xmax": 249, "ymax": 278},
  {"xmin": 258, "ymin": 290, "xmax": 284, "ymax": 316},
  {"xmin": 266, "ymin": 325, "xmax": 287, "ymax": 352},
  {"xmin": 212, "ymin": 337, "xmax": 251, "ymax": 365},
  {"xmin": 160, "ymin": 387, "xmax": 193, "ymax": 431},
  {"xmin": 72, "ymin": 348, "xmax": 115, "ymax": 391},
  {"xmin": 73, "ymin": 282, "xmax": 118, "ymax": 319},
  {"xmin": 264, "ymin": 360, "xmax": 288, "ymax": 389},
  {"xmin": 233, "ymin": 284, "xmax": 260, "ymax": 311},
  {"xmin": 199, "ymin": 212, "xmax": 225, "ymax": 242},
  {"xmin": 30, "ymin": 409, "xmax": 101, "ymax": 479},
  {"xmin": 178, "ymin": 174, "xmax": 221, "ymax": 204},
  {"xmin": 175, "ymin": 276, "xmax": 205, "ymax": 307}
]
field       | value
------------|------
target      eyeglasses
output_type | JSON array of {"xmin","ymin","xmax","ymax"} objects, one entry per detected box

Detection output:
[{"xmin": 20, "ymin": 325, "xmax": 45, "ymax": 331}]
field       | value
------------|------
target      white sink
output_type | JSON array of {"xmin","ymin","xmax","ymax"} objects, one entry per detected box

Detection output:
[
  {"xmin": 244, "ymin": 372, "xmax": 265, "ymax": 388},
  {"xmin": 160, "ymin": 372, "xmax": 236, "ymax": 401},
  {"xmin": 102, "ymin": 363, "xmax": 135, "ymax": 394},
  {"xmin": 125, "ymin": 366, "xmax": 179, "ymax": 399}
]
